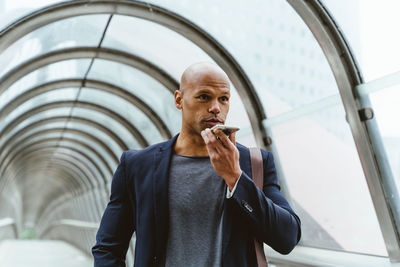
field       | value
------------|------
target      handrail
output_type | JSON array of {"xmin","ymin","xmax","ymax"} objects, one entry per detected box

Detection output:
[
  {"xmin": 39, "ymin": 219, "xmax": 99, "ymax": 238},
  {"xmin": 265, "ymin": 245, "xmax": 393, "ymax": 267},
  {"xmin": 0, "ymin": 217, "xmax": 18, "ymax": 238}
]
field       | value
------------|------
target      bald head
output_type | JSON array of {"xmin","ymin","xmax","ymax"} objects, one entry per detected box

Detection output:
[
  {"xmin": 174, "ymin": 62, "xmax": 231, "ymax": 137},
  {"xmin": 179, "ymin": 62, "xmax": 230, "ymax": 93}
]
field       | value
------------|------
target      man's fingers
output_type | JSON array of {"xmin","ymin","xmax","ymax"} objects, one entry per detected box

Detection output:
[
  {"xmin": 213, "ymin": 129, "xmax": 229, "ymax": 148},
  {"xmin": 201, "ymin": 128, "xmax": 221, "ymax": 153},
  {"xmin": 213, "ymin": 129, "xmax": 236, "ymax": 150},
  {"xmin": 229, "ymin": 131, "xmax": 236, "ymax": 146},
  {"xmin": 201, "ymin": 130, "xmax": 210, "ymax": 143}
]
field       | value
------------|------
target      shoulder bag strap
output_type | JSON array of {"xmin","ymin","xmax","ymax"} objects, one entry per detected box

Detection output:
[{"xmin": 249, "ymin": 147, "xmax": 268, "ymax": 267}]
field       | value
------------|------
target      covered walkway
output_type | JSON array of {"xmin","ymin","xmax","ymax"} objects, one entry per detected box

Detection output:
[
  {"xmin": 0, "ymin": 240, "xmax": 93, "ymax": 267},
  {"xmin": 0, "ymin": 0, "xmax": 400, "ymax": 266}
]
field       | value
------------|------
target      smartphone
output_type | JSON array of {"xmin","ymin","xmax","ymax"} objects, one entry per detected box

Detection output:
[{"xmin": 210, "ymin": 125, "xmax": 240, "ymax": 136}]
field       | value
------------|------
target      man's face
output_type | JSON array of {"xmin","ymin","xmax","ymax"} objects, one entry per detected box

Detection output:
[{"xmin": 175, "ymin": 72, "xmax": 230, "ymax": 136}]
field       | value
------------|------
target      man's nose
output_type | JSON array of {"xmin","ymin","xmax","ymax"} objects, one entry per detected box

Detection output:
[{"xmin": 208, "ymin": 99, "xmax": 221, "ymax": 114}]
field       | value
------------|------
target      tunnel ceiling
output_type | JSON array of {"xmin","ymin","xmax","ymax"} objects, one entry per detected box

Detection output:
[
  {"xmin": 0, "ymin": 0, "xmax": 264, "ymax": 250},
  {"xmin": 1, "ymin": 0, "xmax": 400, "ymax": 263}
]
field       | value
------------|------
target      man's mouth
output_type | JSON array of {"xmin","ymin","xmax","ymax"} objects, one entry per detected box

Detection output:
[{"xmin": 204, "ymin": 118, "xmax": 223, "ymax": 127}]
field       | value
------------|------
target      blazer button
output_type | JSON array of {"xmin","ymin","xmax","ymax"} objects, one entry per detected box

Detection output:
[
  {"xmin": 241, "ymin": 200, "xmax": 253, "ymax": 212},
  {"xmin": 153, "ymin": 256, "xmax": 158, "ymax": 264}
]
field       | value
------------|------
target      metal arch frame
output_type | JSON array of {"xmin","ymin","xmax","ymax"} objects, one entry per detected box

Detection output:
[
  {"xmin": 0, "ymin": 117, "xmax": 122, "ymax": 172},
  {"xmin": 2, "ymin": 145, "xmax": 106, "ymax": 217},
  {"xmin": 0, "ymin": 133, "xmax": 114, "ymax": 182},
  {"xmin": 38, "ymin": 207, "xmax": 99, "ymax": 238},
  {"xmin": 31, "ymin": 156, "xmax": 106, "ymax": 224},
  {"xmin": 0, "ymin": 126, "xmax": 119, "ymax": 175},
  {"xmin": 2, "ymin": 145, "xmax": 102, "ymax": 192},
  {"xmin": 6, "ymin": 0, "xmax": 397, "ymax": 261},
  {"xmin": 13, "ymin": 167, "xmax": 86, "ymax": 222},
  {"xmin": 0, "ymin": 118, "xmax": 123, "ymax": 183},
  {"xmin": 287, "ymin": 0, "xmax": 400, "ymax": 261},
  {"xmin": 2, "ymin": 115, "xmax": 125, "ymax": 216},
  {"xmin": 0, "ymin": 130, "xmax": 114, "ymax": 183},
  {"xmin": 37, "ymin": 196, "xmax": 93, "ymax": 233},
  {"xmin": 0, "ymin": 218, "xmax": 18, "ymax": 239},
  {"xmin": 36, "ymin": 191, "xmax": 99, "ymax": 233},
  {"xmin": 0, "ymin": 78, "xmax": 173, "ymax": 140},
  {"xmin": 0, "ymin": 0, "xmax": 267, "ymax": 146},
  {"xmin": 3, "ymin": 151, "xmax": 103, "ymax": 222},
  {"xmin": 39, "ymin": 219, "xmax": 98, "ymax": 238},
  {"xmin": 12, "ymin": 162, "xmax": 88, "ymax": 197},
  {"xmin": 1, "ymin": 138, "xmax": 110, "ymax": 189},
  {"xmin": 0, "ymin": 115, "xmax": 129, "ymax": 152},
  {"xmin": 0, "ymin": 100, "xmax": 149, "ymax": 147},
  {"xmin": 11, "ymin": 160, "xmax": 85, "ymax": 193},
  {"xmin": 37, "ymin": 189, "xmax": 100, "ymax": 222},
  {"xmin": 0, "ymin": 47, "xmax": 178, "ymax": 95},
  {"xmin": 0, "ymin": 166, "xmax": 89, "ymax": 236},
  {"xmin": 3, "ymin": 166, "xmax": 84, "ymax": 230},
  {"xmin": 7, "ymin": 153, "xmax": 95, "ymax": 195}
]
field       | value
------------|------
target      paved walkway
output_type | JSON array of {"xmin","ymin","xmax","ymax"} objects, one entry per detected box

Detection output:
[{"xmin": 0, "ymin": 239, "xmax": 93, "ymax": 267}]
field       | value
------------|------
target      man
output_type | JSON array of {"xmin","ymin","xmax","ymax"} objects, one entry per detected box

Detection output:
[{"xmin": 92, "ymin": 62, "xmax": 301, "ymax": 266}]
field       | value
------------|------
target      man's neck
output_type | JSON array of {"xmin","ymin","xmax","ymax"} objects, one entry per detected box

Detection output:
[{"xmin": 173, "ymin": 131, "xmax": 208, "ymax": 156}]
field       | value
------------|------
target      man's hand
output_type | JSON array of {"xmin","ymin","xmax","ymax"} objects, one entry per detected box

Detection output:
[{"xmin": 201, "ymin": 128, "xmax": 242, "ymax": 190}]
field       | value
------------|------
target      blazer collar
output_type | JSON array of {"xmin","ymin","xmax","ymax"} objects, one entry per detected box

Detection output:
[{"xmin": 153, "ymin": 134, "xmax": 179, "ymax": 258}]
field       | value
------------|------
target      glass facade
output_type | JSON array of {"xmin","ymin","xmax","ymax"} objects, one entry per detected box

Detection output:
[{"xmin": 0, "ymin": 0, "xmax": 399, "ymax": 265}]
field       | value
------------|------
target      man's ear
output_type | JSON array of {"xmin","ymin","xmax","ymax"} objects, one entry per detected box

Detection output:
[{"xmin": 174, "ymin": 90, "xmax": 183, "ymax": 110}]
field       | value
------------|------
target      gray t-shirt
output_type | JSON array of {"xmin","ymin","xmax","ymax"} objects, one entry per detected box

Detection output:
[{"xmin": 164, "ymin": 153, "xmax": 226, "ymax": 267}]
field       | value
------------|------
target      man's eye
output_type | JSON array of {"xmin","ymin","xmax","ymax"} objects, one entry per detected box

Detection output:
[
  {"xmin": 220, "ymin": 96, "xmax": 229, "ymax": 102},
  {"xmin": 198, "ymin": 94, "xmax": 209, "ymax": 100}
]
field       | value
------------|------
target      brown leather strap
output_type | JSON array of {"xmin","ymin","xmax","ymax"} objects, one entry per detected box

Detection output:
[
  {"xmin": 249, "ymin": 147, "xmax": 268, "ymax": 267},
  {"xmin": 249, "ymin": 148, "xmax": 263, "ymax": 189}
]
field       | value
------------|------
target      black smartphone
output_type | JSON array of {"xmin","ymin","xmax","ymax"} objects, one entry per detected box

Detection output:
[{"xmin": 210, "ymin": 125, "xmax": 240, "ymax": 136}]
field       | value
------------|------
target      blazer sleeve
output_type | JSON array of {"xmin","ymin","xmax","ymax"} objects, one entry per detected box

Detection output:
[
  {"xmin": 92, "ymin": 151, "xmax": 136, "ymax": 266},
  {"xmin": 231, "ymin": 150, "xmax": 301, "ymax": 254}
]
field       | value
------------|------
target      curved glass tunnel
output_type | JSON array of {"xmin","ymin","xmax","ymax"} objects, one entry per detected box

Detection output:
[{"xmin": 1, "ymin": 0, "xmax": 400, "ymax": 266}]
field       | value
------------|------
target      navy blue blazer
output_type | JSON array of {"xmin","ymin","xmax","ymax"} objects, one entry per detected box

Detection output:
[{"xmin": 92, "ymin": 135, "xmax": 301, "ymax": 266}]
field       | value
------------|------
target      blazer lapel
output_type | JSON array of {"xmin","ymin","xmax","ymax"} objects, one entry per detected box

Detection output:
[
  {"xmin": 153, "ymin": 134, "xmax": 178, "ymax": 258},
  {"xmin": 222, "ymin": 144, "xmax": 251, "ymax": 257}
]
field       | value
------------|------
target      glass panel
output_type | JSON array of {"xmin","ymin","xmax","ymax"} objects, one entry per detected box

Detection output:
[
  {"xmin": 0, "ymin": 88, "xmax": 78, "ymax": 134},
  {"xmin": 87, "ymin": 59, "xmax": 181, "ymax": 134},
  {"xmin": 15, "ymin": 130, "xmax": 63, "ymax": 145},
  {"xmin": 268, "ymin": 103, "xmax": 387, "ymax": 255},
  {"xmin": 56, "ymin": 139, "xmax": 110, "ymax": 179},
  {"xmin": 102, "ymin": 14, "xmax": 213, "ymax": 81},
  {"xmin": 321, "ymin": 0, "xmax": 400, "ymax": 81},
  {"xmin": 0, "ymin": 126, "xmax": 63, "ymax": 163},
  {"xmin": 0, "ymin": 107, "xmax": 71, "ymax": 144},
  {"xmin": 70, "ymin": 107, "xmax": 140, "ymax": 150},
  {"xmin": 369, "ymin": 84, "xmax": 400, "ymax": 190},
  {"xmin": 225, "ymin": 86, "xmax": 257, "ymax": 147},
  {"xmin": 0, "ymin": 15, "xmax": 109, "ymax": 77},
  {"xmin": 144, "ymin": 0, "xmax": 338, "ymax": 118},
  {"xmin": 52, "ymin": 147, "xmax": 103, "ymax": 180},
  {"xmin": 65, "ymin": 120, "xmax": 123, "ymax": 163},
  {"xmin": 0, "ymin": 59, "xmax": 91, "ymax": 109},
  {"xmin": 77, "ymin": 86, "xmax": 163, "ymax": 144},
  {"xmin": 0, "ymin": 0, "xmax": 66, "ymax": 30},
  {"xmin": 9, "ymin": 123, "xmax": 65, "ymax": 144},
  {"xmin": 61, "ymin": 131, "xmax": 118, "ymax": 173},
  {"xmin": 1, "ymin": 118, "xmax": 118, "ymax": 176}
]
